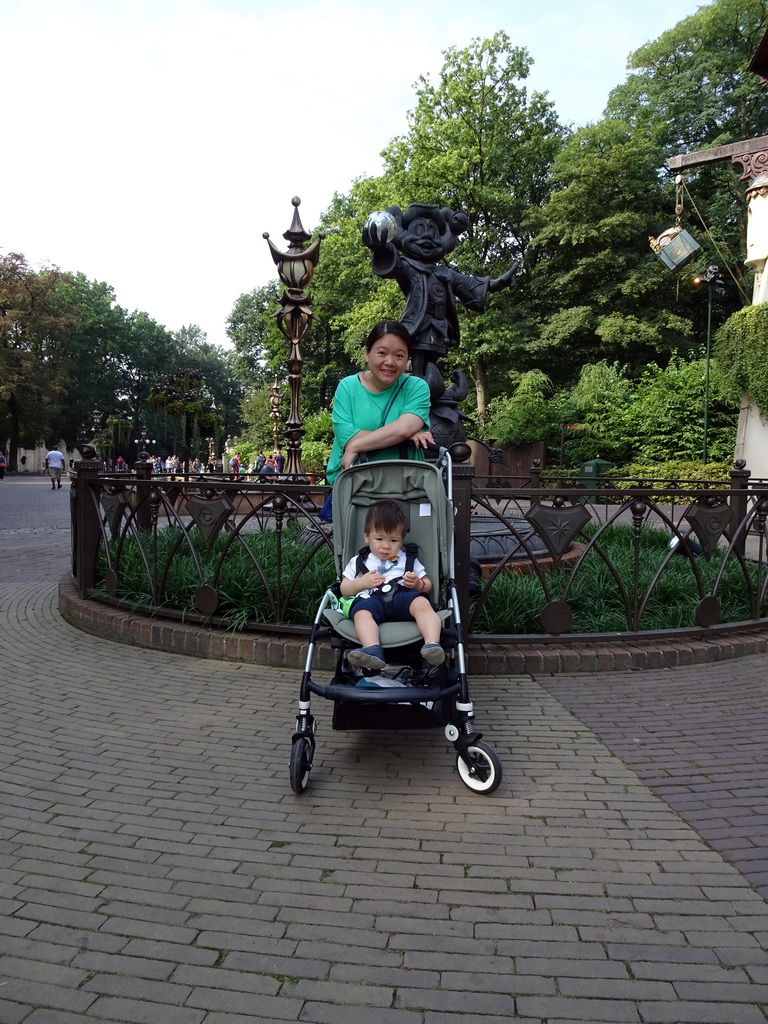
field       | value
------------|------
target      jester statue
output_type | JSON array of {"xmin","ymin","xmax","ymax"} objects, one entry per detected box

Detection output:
[{"xmin": 362, "ymin": 203, "xmax": 519, "ymax": 447}]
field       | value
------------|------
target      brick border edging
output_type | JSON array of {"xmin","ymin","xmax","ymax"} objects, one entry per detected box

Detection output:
[{"xmin": 58, "ymin": 574, "xmax": 768, "ymax": 675}]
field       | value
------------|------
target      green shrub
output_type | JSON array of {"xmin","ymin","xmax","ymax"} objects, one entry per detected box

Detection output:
[
  {"xmin": 301, "ymin": 440, "xmax": 332, "ymax": 475},
  {"xmin": 99, "ymin": 523, "xmax": 335, "ymax": 629},
  {"xmin": 100, "ymin": 519, "xmax": 763, "ymax": 637},
  {"xmin": 303, "ymin": 409, "xmax": 334, "ymax": 444},
  {"xmin": 716, "ymin": 304, "xmax": 768, "ymax": 413},
  {"xmin": 471, "ymin": 522, "xmax": 761, "ymax": 634},
  {"xmin": 486, "ymin": 370, "xmax": 560, "ymax": 446},
  {"xmin": 611, "ymin": 460, "xmax": 731, "ymax": 484}
]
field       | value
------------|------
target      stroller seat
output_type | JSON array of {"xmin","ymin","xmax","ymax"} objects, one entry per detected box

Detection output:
[{"xmin": 323, "ymin": 606, "xmax": 452, "ymax": 648}]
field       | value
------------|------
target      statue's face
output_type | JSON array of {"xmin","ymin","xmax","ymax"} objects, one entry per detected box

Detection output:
[{"xmin": 401, "ymin": 217, "xmax": 446, "ymax": 261}]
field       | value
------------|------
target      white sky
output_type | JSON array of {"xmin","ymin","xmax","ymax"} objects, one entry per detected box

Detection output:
[{"xmin": 3, "ymin": 0, "xmax": 703, "ymax": 348}]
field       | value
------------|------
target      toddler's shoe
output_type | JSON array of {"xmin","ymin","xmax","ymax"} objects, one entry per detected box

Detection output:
[
  {"xmin": 348, "ymin": 645, "xmax": 386, "ymax": 671},
  {"xmin": 421, "ymin": 642, "xmax": 445, "ymax": 666}
]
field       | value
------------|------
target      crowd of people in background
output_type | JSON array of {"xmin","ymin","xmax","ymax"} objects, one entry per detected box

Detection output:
[
  {"xmin": 6, "ymin": 449, "xmax": 290, "ymax": 481},
  {"xmin": 111, "ymin": 450, "xmax": 289, "ymax": 478}
]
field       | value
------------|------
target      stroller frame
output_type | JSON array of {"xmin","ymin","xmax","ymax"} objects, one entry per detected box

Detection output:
[{"xmin": 289, "ymin": 448, "xmax": 502, "ymax": 795}]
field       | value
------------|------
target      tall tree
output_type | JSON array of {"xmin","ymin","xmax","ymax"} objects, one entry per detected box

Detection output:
[
  {"xmin": 607, "ymin": 0, "xmax": 768, "ymax": 154},
  {"xmin": 117, "ymin": 311, "xmax": 178, "ymax": 451},
  {"xmin": 174, "ymin": 324, "xmax": 243, "ymax": 439},
  {"xmin": 51, "ymin": 273, "xmax": 133, "ymax": 443},
  {"xmin": 379, "ymin": 30, "xmax": 567, "ymax": 422},
  {"xmin": 0, "ymin": 253, "xmax": 79, "ymax": 469},
  {"xmin": 531, "ymin": 0, "xmax": 768, "ymax": 379},
  {"xmin": 227, "ymin": 281, "xmax": 283, "ymax": 389},
  {"xmin": 606, "ymin": 0, "xmax": 768, "ymax": 298},
  {"xmin": 532, "ymin": 117, "xmax": 696, "ymax": 375}
]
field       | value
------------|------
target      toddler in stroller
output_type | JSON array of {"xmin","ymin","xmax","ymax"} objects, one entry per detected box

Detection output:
[
  {"xmin": 289, "ymin": 452, "xmax": 502, "ymax": 796},
  {"xmin": 341, "ymin": 499, "xmax": 445, "ymax": 671}
]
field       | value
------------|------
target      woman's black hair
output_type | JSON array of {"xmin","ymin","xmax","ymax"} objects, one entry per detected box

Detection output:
[{"xmin": 364, "ymin": 320, "xmax": 413, "ymax": 353}]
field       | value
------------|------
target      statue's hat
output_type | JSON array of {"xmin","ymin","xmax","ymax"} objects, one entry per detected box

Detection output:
[{"xmin": 401, "ymin": 204, "xmax": 446, "ymax": 229}]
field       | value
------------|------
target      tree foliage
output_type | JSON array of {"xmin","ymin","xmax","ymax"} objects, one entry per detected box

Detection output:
[
  {"xmin": 607, "ymin": 0, "xmax": 768, "ymax": 153},
  {"xmin": 533, "ymin": 119, "xmax": 679, "ymax": 367},
  {"xmin": 0, "ymin": 253, "xmax": 79, "ymax": 467},
  {"xmin": 227, "ymin": 281, "xmax": 283, "ymax": 389},
  {"xmin": 715, "ymin": 302, "xmax": 768, "ymax": 411},
  {"xmin": 381, "ymin": 31, "xmax": 568, "ymax": 421},
  {"xmin": 606, "ymin": 0, "xmax": 768, "ymax": 298},
  {"xmin": 485, "ymin": 369, "xmax": 558, "ymax": 446}
]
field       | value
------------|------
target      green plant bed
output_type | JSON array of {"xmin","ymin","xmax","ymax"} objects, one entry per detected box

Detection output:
[
  {"xmin": 98, "ymin": 522, "xmax": 335, "ymax": 630},
  {"xmin": 97, "ymin": 521, "xmax": 765, "ymax": 637},
  {"xmin": 471, "ymin": 523, "xmax": 765, "ymax": 635}
]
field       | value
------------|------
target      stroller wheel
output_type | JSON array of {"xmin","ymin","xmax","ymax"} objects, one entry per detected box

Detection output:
[
  {"xmin": 455, "ymin": 741, "xmax": 502, "ymax": 795},
  {"xmin": 290, "ymin": 736, "xmax": 314, "ymax": 794}
]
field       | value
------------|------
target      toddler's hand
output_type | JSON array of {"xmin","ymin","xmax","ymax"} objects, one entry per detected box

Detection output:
[{"xmin": 402, "ymin": 571, "xmax": 417, "ymax": 589}]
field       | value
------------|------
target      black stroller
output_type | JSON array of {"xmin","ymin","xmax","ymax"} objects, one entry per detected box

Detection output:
[{"xmin": 289, "ymin": 449, "xmax": 502, "ymax": 795}]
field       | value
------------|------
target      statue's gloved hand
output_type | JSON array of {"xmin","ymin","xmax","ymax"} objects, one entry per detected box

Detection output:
[
  {"xmin": 362, "ymin": 210, "xmax": 398, "ymax": 252},
  {"xmin": 489, "ymin": 261, "xmax": 522, "ymax": 293}
]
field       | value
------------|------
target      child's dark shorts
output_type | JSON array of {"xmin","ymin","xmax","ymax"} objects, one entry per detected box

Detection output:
[{"xmin": 348, "ymin": 590, "xmax": 425, "ymax": 624}]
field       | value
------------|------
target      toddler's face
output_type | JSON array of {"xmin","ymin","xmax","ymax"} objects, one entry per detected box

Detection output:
[{"xmin": 365, "ymin": 526, "xmax": 405, "ymax": 563}]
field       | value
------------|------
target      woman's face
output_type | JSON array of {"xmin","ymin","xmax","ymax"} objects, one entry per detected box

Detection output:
[{"xmin": 364, "ymin": 333, "xmax": 409, "ymax": 391}]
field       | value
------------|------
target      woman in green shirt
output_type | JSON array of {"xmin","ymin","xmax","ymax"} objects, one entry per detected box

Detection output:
[{"xmin": 325, "ymin": 321, "xmax": 434, "ymax": 485}]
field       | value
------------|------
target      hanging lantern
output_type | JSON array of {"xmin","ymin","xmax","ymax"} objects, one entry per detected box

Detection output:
[
  {"xmin": 649, "ymin": 173, "xmax": 702, "ymax": 272},
  {"xmin": 649, "ymin": 225, "xmax": 702, "ymax": 271}
]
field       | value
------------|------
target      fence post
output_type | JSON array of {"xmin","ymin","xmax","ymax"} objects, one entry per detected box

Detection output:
[
  {"xmin": 729, "ymin": 458, "xmax": 750, "ymax": 557},
  {"xmin": 529, "ymin": 458, "xmax": 542, "ymax": 495},
  {"xmin": 452, "ymin": 458, "xmax": 474, "ymax": 625},
  {"xmin": 74, "ymin": 458, "xmax": 103, "ymax": 596},
  {"xmin": 133, "ymin": 460, "xmax": 153, "ymax": 531}
]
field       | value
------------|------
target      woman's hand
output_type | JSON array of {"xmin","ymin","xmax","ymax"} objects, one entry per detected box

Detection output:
[
  {"xmin": 340, "ymin": 432, "xmax": 370, "ymax": 470},
  {"xmin": 409, "ymin": 429, "xmax": 434, "ymax": 450}
]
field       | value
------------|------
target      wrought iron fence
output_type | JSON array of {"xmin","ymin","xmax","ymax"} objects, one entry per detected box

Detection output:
[{"xmin": 70, "ymin": 458, "xmax": 768, "ymax": 644}]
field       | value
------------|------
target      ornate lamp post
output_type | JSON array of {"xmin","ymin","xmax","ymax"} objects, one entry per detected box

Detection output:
[
  {"xmin": 133, "ymin": 424, "xmax": 156, "ymax": 464},
  {"xmin": 693, "ymin": 265, "xmax": 726, "ymax": 463},
  {"xmin": 88, "ymin": 408, "xmax": 112, "ymax": 458},
  {"xmin": 91, "ymin": 409, "xmax": 104, "ymax": 443},
  {"xmin": 269, "ymin": 375, "xmax": 282, "ymax": 456},
  {"xmin": 263, "ymin": 197, "xmax": 323, "ymax": 478},
  {"xmin": 207, "ymin": 399, "xmax": 219, "ymax": 471}
]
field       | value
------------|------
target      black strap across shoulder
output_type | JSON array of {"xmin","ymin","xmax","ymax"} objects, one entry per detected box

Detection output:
[{"xmin": 355, "ymin": 543, "xmax": 419, "ymax": 579}]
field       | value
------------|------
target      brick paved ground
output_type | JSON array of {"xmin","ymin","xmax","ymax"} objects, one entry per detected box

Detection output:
[{"xmin": 2, "ymin": 474, "xmax": 768, "ymax": 1022}]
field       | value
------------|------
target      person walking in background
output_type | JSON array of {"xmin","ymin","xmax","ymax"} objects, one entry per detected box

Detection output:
[
  {"xmin": 45, "ymin": 447, "xmax": 66, "ymax": 490},
  {"xmin": 0, "ymin": 451, "xmax": 6, "ymax": 480},
  {"xmin": 274, "ymin": 450, "xmax": 285, "ymax": 474}
]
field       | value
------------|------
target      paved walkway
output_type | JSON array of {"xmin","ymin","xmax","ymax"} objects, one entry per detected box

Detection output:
[{"xmin": 2, "ymin": 473, "xmax": 768, "ymax": 1023}]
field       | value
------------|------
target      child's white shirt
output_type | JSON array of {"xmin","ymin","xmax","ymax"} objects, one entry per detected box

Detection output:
[{"xmin": 342, "ymin": 548, "xmax": 427, "ymax": 599}]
